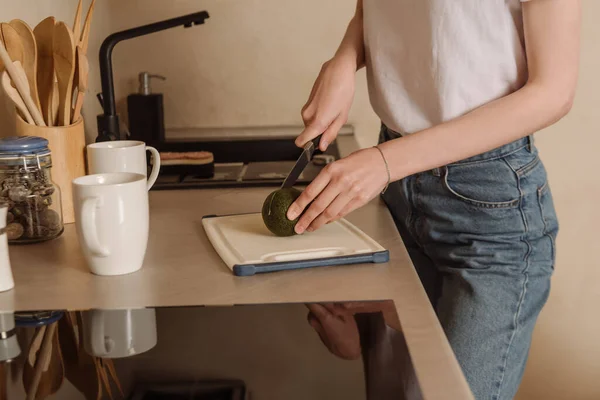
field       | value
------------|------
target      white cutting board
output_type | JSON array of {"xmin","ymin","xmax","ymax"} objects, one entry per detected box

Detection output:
[{"xmin": 202, "ymin": 213, "xmax": 387, "ymax": 275}]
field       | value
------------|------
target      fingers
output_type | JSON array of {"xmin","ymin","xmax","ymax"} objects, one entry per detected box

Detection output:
[
  {"xmin": 322, "ymin": 303, "xmax": 348, "ymax": 318},
  {"xmin": 306, "ymin": 303, "xmax": 332, "ymax": 320},
  {"xmin": 286, "ymin": 170, "xmax": 332, "ymax": 221},
  {"xmin": 294, "ymin": 181, "xmax": 342, "ymax": 234},
  {"xmin": 319, "ymin": 115, "xmax": 346, "ymax": 151},
  {"xmin": 306, "ymin": 303, "xmax": 347, "ymax": 319},
  {"xmin": 295, "ymin": 122, "xmax": 325, "ymax": 149},
  {"xmin": 301, "ymin": 78, "xmax": 321, "ymax": 118},
  {"xmin": 340, "ymin": 301, "xmax": 389, "ymax": 315},
  {"xmin": 334, "ymin": 196, "xmax": 364, "ymax": 221},
  {"xmin": 308, "ymin": 190, "xmax": 353, "ymax": 231}
]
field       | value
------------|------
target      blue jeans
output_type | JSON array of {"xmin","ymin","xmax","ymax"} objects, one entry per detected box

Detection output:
[{"xmin": 379, "ymin": 124, "xmax": 558, "ymax": 400}]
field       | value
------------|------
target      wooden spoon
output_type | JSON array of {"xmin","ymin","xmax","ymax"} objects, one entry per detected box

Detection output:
[
  {"xmin": 8, "ymin": 19, "xmax": 41, "ymax": 112},
  {"xmin": 0, "ymin": 43, "xmax": 45, "ymax": 125},
  {"xmin": 0, "ymin": 23, "xmax": 23, "ymax": 71},
  {"xmin": 2, "ymin": 69, "xmax": 34, "ymax": 123},
  {"xmin": 72, "ymin": 46, "xmax": 88, "ymax": 123},
  {"xmin": 33, "ymin": 16, "xmax": 55, "ymax": 126},
  {"xmin": 80, "ymin": 0, "xmax": 96, "ymax": 55},
  {"xmin": 52, "ymin": 22, "xmax": 75, "ymax": 126}
]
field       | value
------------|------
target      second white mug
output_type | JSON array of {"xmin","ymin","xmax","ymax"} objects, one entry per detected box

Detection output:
[
  {"xmin": 82, "ymin": 308, "xmax": 157, "ymax": 358},
  {"xmin": 86, "ymin": 140, "xmax": 161, "ymax": 190}
]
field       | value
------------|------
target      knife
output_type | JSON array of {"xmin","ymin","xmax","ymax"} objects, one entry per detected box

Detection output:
[{"xmin": 281, "ymin": 136, "xmax": 321, "ymax": 189}]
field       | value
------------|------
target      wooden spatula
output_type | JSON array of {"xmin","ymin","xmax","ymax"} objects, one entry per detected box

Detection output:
[
  {"xmin": 2, "ymin": 68, "xmax": 34, "ymax": 123},
  {"xmin": 80, "ymin": 0, "xmax": 96, "ymax": 55},
  {"xmin": 73, "ymin": 0, "xmax": 83, "ymax": 46},
  {"xmin": 0, "ymin": 23, "xmax": 24, "ymax": 70},
  {"xmin": 52, "ymin": 22, "xmax": 75, "ymax": 126},
  {"xmin": 8, "ymin": 19, "xmax": 41, "ymax": 112},
  {"xmin": 33, "ymin": 17, "xmax": 55, "ymax": 126},
  {"xmin": 71, "ymin": 46, "xmax": 88, "ymax": 123},
  {"xmin": 0, "ymin": 43, "xmax": 45, "ymax": 126}
]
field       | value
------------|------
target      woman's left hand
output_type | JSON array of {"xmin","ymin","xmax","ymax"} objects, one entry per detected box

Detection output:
[{"xmin": 286, "ymin": 147, "xmax": 388, "ymax": 234}]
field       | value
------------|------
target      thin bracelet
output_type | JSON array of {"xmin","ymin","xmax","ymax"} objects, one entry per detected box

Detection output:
[{"xmin": 373, "ymin": 145, "xmax": 391, "ymax": 194}]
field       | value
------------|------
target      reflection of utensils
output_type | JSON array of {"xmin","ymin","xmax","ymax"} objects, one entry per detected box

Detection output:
[
  {"xmin": 53, "ymin": 22, "xmax": 76, "ymax": 126},
  {"xmin": 58, "ymin": 312, "xmax": 102, "ymax": 400},
  {"xmin": 23, "ymin": 321, "xmax": 65, "ymax": 400},
  {"xmin": 8, "ymin": 19, "xmax": 41, "ymax": 111},
  {"xmin": 71, "ymin": 46, "xmax": 88, "ymax": 123},
  {"xmin": 0, "ymin": 364, "xmax": 6, "ymax": 400},
  {"xmin": 33, "ymin": 17, "xmax": 55, "ymax": 126},
  {"xmin": 2, "ymin": 68, "xmax": 33, "ymax": 123}
]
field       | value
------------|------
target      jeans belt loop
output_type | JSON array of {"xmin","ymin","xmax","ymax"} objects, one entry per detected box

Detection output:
[
  {"xmin": 527, "ymin": 134, "xmax": 535, "ymax": 152},
  {"xmin": 431, "ymin": 166, "xmax": 443, "ymax": 177}
]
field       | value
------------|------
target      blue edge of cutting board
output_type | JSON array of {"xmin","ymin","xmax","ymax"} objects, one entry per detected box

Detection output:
[{"xmin": 203, "ymin": 214, "xmax": 390, "ymax": 277}]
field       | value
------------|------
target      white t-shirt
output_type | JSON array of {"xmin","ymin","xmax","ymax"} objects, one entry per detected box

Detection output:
[{"xmin": 363, "ymin": 0, "xmax": 531, "ymax": 135}]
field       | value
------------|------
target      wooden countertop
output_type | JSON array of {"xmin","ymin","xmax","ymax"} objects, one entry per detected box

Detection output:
[{"xmin": 0, "ymin": 136, "xmax": 473, "ymax": 400}]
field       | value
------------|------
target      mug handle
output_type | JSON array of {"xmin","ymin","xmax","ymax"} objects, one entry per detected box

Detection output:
[
  {"xmin": 89, "ymin": 311, "xmax": 113, "ymax": 356},
  {"xmin": 146, "ymin": 146, "xmax": 161, "ymax": 191},
  {"xmin": 81, "ymin": 197, "xmax": 110, "ymax": 257}
]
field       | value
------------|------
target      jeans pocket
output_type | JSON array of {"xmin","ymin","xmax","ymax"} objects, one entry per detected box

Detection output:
[{"xmin": 442, "ymin": 159, "xmax": 520, "ymax": 209}]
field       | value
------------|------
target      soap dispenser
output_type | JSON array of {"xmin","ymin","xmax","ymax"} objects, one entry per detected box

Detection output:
[{"xmin": 127, "ymin": 72, "xmax": 167, "ymax": 146}]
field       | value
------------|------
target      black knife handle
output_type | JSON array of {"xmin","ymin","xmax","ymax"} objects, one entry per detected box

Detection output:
[{"xmin": 311, "ymin": 135, "xmax": 321, "ymax": 152}]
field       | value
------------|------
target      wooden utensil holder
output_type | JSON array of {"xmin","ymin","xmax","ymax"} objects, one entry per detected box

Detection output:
[{"xmin": 15, "ymin": 116, "xmax": 86, "ymax": 224}]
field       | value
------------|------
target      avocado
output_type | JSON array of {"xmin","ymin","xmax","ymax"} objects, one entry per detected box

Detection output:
[{"xmin": 261, "ymin": 187, "xmax": 302, "ymax": 236}]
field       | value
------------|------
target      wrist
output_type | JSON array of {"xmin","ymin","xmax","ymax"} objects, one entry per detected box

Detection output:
[
  {"xmin": 330, "ymin": 51, "xmax": 360, "ymax": 72},
  {"xmin": 372, "ymin": 146, "xmax": 391, "ymax": 193},
  {"xmin": 378, "ymin": 140, "xmax": 411, "ymax": 182}
]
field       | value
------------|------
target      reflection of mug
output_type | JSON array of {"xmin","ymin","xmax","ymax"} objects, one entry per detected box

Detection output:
[
  {"xmin": 83, "ymin": 308, "xmax": 157, "ymax": 358},
  {"xmin": 86, "ymin": 140, "xmax": 161, "ymax": 190},
  {"xmin": 72, "ymin": 173, "xmax": 148, "ymax": 276},
  {"xmin": 0, "ymin": 313, "xmax": 20, "ymax": 362}
]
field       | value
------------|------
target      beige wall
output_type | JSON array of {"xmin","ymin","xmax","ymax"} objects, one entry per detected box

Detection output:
[
  {"xmin": 1, "ymin": 0, "xmax": 599, "ymax": 399},
  {"xmin": 103, "ymin": 0, "xmax": 379, "ymax": 146},
  {"xmin": 515, "ymin": 2, "xmax": 600, "ymax": 399}
]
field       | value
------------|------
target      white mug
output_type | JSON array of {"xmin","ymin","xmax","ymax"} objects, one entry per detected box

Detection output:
[
  {"xmin": 86, "ymin": 140, "xmax": 161, "ymax": 190},
  {"xmin": 72, "ymin": 173, "xmax": 149, "ymax": 276},
  {"xmin": 0, "ymin": 205, "xmax": 14, "ymax": 293},
  {"xmin": 82, "ymin": 308, "xmax": 157, "ymax": 358}
]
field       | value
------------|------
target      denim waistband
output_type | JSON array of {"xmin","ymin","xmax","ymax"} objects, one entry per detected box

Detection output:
[{"xmin": 381, "ymin": 124, "xmax": 534, "ymax": 167}]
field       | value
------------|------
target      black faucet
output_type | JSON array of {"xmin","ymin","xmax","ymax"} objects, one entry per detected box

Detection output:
[{"xmin": 96, "ymin": 11, "xmax": 210, "ymax": 142}]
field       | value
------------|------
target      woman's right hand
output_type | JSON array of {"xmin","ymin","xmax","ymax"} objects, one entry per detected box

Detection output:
[{"xmin": 296, "ymin": 55, "xmax": 357, "ymax": 151}]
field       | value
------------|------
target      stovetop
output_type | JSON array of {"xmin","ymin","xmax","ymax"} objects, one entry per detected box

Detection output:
[{"xmin": 150, "ymin": 136, "xmax": 340, "ymax": 190}]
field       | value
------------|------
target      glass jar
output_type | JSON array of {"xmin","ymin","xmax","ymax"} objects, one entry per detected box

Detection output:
[{"xmin": 0, "ymin": 136, "xmax": 63, "ymax": 243}]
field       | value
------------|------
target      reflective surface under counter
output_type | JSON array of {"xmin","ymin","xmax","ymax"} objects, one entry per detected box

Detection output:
[{"xmin": 0, "ymin": 303, "xmax": 412, "ymax": 400}]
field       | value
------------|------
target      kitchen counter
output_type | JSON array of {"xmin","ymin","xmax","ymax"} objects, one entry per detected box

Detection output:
[{"xmin": 0, "ymin": 135, "xmax": 473, "ymax": 400}]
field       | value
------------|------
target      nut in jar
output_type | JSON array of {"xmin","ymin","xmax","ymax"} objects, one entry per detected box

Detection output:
[{"xmin": 0, "ymin": 136, "xmax": 63, "ymax": 243}]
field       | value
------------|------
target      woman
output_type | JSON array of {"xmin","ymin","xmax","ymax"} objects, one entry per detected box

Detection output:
[{"xmin": 292, "ymin": 0, "xmax": 580, "ymax": 399}]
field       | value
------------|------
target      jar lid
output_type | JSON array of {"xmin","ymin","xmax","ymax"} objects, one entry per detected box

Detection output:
[{"xmin": 0, "ymin": 136, "xmax": 49, "ymax": 154}]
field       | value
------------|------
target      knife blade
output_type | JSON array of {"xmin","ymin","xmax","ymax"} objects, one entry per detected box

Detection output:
[{"xmin": 281, "ymin": 136, "xmax": 321, "ymax": 189}]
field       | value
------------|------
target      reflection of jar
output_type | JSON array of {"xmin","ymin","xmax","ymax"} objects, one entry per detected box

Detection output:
[{"xmin": 0, "ymin": 136, "xmax": 63, "ymax": 243}]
